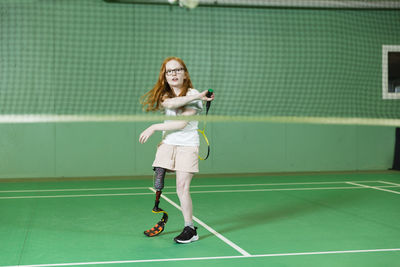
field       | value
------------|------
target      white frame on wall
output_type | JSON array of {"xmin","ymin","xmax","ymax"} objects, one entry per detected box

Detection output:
[{"xmin": 382, "ymin": 45, "xmax": 400, "ymax": 100}]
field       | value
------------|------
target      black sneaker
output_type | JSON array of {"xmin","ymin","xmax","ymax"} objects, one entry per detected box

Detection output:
[{"xmin": 174, "ymin": 226, "xmax": 199, "ymax": 244}]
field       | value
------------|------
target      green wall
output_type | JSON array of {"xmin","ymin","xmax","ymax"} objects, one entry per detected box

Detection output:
[
  {"xmin": 0, "ymin": 122, "xmax": 395, "ymax": 178},
  {"xmin": 0, "ymin": 1, "xmax": 398, "ymax": 178}
]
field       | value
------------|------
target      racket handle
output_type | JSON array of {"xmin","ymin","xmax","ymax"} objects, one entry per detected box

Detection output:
[
  {"xmin": 206, "ymin": 88, "xmax": 213, "ymax": 98},
  {"xmin": 206, "ymin": 89, "xmax": 213, "ymax": 114}
]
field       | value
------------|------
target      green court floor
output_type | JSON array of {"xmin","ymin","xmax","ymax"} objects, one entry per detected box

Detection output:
[{"xmin": 1, "ymin": 172, "xmax": 399, "ymax": 266}]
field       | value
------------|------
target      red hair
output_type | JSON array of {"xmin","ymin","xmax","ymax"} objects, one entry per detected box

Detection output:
[{"xmin": 141, "ymin": 57, "xmax": 194, "ymax": 112}]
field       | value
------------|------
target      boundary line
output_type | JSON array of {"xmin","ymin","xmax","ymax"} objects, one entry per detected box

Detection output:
[
  {"xmin": 0, "ymin": 192, "xmax": 153, "ymax": 200},
  {"xmin": 378, "ymin": 180, "xmax": 400, "ymax": 187},
  {"xmin": 188, "ymin": 186, "xmax": 365, "ymax": 194},
  {"xmin": 148, "ymin": 188, "xmax": 251, "ymax": 257},
  {"xmin": 2, "ymin": 185, "xmax": 400, "ymax": 200},
  {"xmin": 188, "ymin": 180, "xmax": 388, "ymax": 188},
  {"xmin": 0, "ymin": 187, "xmax": 151, "ymax": 193},
  {"xmin": 0, "ymin": 180, "xmax": 393, "ymax": 193},
  {"xmin": 2, "ymin": 248, "xmax": 400, "ymax": 267},
  {"xmin": 346, "ymin": 182, "xmax": 400, "ymax": 195}
]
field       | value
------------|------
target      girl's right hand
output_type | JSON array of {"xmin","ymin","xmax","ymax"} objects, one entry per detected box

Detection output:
[{"xmin": 139, "ymin": 126, "xmax": 155, "ymax": 144}]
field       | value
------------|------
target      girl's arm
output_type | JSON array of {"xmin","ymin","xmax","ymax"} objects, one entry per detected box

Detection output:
[
  {"xmin": 139, "ymin": 108, "xmax": 197, "ymax": 144},
  {"xmin": 161, "ymin": 90, "xmax": 214, "ymax": 109}
]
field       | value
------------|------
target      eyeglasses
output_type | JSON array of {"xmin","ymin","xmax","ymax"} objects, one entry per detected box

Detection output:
[{"xmin": 165, "ymin": 68, "xmax": 185, "ymax": 76}]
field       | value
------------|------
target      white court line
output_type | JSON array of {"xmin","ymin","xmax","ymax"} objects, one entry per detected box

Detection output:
[
  {"xmin": 0, "ymin": 180, "xmax": 384, "ymax": 193},
  {"xmin": 0, "ymin": 192, "xmax": 153, "ymax": 200},
  {"xmin": 187, "ymin": 186, "xmax": 365, "ymax": 194},
  {"xmin": 347, "ymin": 182, "xmax": 400, "ymax": 195},
  {"xmin": 0, "ymin": 187, "xmax": 150, "ymax": 193},
  {"xmin": 148, "ymin": 187, "xmax": 251, "ymax": 257},
  {"xmin": 187, "ymin": 180, "xmax": 384, "ymax": 188},
  {"xmin": 378, "ymin": 180, "xmax": 400, "ymax": 187},
  {"xmin": 3, "ymin": 185, "xmax": 400, "ymax": 200},
  {"xmin": 0, "ymin": 186, "xmax": 371, "ymax": 200},
  {"xmin": 2, "ymin": 248, "xmax": 400, "ymax": 267}
]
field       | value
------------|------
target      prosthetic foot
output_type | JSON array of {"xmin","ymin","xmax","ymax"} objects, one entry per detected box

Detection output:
[{"xmin": 144, "ymin": 168, "xmax": 168, "ymax": 237}]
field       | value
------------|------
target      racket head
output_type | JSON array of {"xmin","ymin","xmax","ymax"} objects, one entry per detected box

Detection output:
[{"xmin": 198, "ymin": 129, "xmax": 210, "ymax": 160}]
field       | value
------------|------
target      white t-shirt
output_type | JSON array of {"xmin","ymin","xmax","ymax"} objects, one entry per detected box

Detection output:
[{"xmin": 162, "ymin": 88, "xmax": 203, "ymax": 146}]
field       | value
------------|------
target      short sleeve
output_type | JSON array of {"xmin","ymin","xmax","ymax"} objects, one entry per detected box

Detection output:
[{"xmin": 185, "ymin": 89, "xmax": 203, "ymax": 113}]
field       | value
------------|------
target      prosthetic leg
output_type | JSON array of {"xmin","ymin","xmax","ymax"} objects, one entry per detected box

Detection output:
[{"xmin": 144, "ymin": 167, "xmax": 169, "ymax": 237}]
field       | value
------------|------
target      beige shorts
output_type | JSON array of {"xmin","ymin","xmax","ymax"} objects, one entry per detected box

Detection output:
[{"xmin": 152, "ymin": 143, "xmax": 199, "ymax": 173}]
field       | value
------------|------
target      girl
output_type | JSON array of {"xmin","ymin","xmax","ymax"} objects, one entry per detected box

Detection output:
[{"xmin": 139, "ymin": 57, "xmax": 214, "ymax": 243}]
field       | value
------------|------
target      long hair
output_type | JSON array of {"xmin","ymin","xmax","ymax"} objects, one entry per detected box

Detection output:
[{"xmin": 140, "ymin": 57, "xmax": 194, "ymax": 112}]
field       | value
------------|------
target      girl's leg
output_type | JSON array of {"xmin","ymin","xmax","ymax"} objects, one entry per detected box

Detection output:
[
  {"xmin": 175, "ymin": 171, "xmax": 194, "ymax": 225},
  {"xmin": 174, "ymin": 170, "xmax": 198, "ymax": 243}
]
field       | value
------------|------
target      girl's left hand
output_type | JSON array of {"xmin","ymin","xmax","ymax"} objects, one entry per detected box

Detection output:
[
  {"xmin": 139, "ymin": 126, "xmax": 155, "ymax": 144},
  {"xmin": 199, "ymin": 90, "xmax": 215, "ymax": 101}
]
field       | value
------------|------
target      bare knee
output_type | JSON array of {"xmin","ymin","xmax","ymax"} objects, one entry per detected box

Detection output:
[
  {"xmin": 176, "ymin": 171, "xmax": 193, "ymax": 198},
  {"xmin": 176, "ymin": 180, "xmax": 187, "ymax": 198}
]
